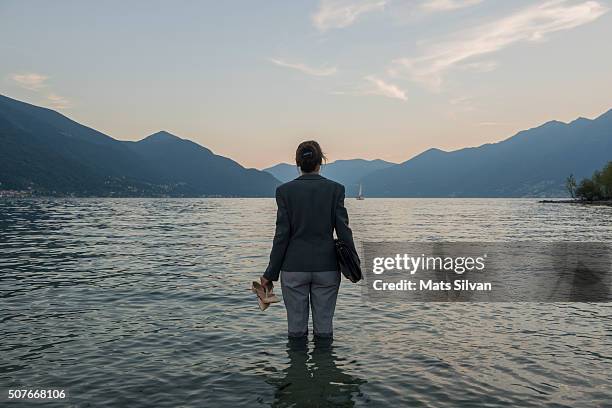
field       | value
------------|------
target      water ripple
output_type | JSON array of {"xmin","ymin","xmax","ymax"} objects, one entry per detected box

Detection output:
[{"xmin": 1, "ymin": 198, "xmax": 611, "ymax": 407}]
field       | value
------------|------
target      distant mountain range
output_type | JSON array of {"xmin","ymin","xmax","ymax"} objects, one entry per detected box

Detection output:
[
  {"xmin": 0, "ymin": 94, "xmax": 279, "ymax": 197},
  {"xmin": 1, "ymin": 93, "xmax": 611, "ymax": 197},
  {"xmin": 264, "ymin": 159, "xmax": 395, "ymax": 191},
  {"xmin": 361, "ymin": 110, "xmax": 612, "ymax": 197}
]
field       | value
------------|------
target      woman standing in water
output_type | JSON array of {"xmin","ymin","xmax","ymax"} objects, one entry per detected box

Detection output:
[{"xmin": 260, "ymin": 140, "xmax": 358, "ymax": 339}]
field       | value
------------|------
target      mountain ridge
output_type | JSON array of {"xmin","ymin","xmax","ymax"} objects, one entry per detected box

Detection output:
[
  {"xmin": 360, "ymin": 108, "xmax": 612, "ymax": 197},
  {"xmin": 264, "ymin": 158, "xmax": 396, "ymax": 192},
  {"xmin": 0, "ymin": 94, "xmax": 279, "ymax": 197},
  {"xmin": 2, "ymin": 93, "xmax": 610, "ymax": 198}
]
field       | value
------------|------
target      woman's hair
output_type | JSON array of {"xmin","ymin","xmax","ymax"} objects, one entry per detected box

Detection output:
[{"xmin": 295, "ymin": 140, "xmax": 326, "ymax": 173}]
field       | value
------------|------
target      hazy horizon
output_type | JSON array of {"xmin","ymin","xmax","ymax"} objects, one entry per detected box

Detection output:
[{"xmin": 1, "ymin": 0, "xmax": 611, "ymax": 168}]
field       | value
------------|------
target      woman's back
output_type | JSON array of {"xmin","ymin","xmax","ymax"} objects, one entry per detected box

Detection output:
[
  {"xmin": 260, "ymin": 140, "xmax": 357, "ymax": 339},
  {"xmin": 283, "ymin": 174, "xmax": 338, "ymax": 241},
  {"xmin": 262, "ymin": 142, "xmax": 356, "ymax": 282},
  {"xmin": 276, "ymin": 173, "xmax": 345, "ymax": 273}
]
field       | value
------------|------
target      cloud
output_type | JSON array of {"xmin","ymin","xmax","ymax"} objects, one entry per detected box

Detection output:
[
  {"xmin": 392, "ymin": 0, "xmax": 609, "ymax": 91},
  {"xmin": 10, "ymin": 72, "xmax": 71, "ymax": 109},
  {"xmin": 46, "ymin": 93, "xmax": 71, "ymax": 109},
  {"xmin": 11, "ymin": 73, "xmax": 49, "ymax": 90},
  {"xmin": 269, "ymin": 58, "xmax": 337, "ymax": 76},
  {"xmin": 332, "ymin": 76, "xmax": 407, "ymax": 100},
  {"xmin": 421, "ymin": 0, "xmax": 483, "ymax": 12},
  {"xmin": 364, "ymin": 75, "xmax": 407, "ymax": 100},
  {"xmin": 460, "ymin": 60, "xmax": 499, "ymax": 72},
  {"xmin": 312, "ymin": 0, "xmax": 387, "ymax": 31}
]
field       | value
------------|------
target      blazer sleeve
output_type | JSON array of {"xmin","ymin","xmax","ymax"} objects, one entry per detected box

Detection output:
[
  {"xmin": 334, "ymin": 185, "xmax": 358, "ymax": 256},
  {"xmin": 263, "ymin": 187, "xmax": 291, "ymax": 281}
]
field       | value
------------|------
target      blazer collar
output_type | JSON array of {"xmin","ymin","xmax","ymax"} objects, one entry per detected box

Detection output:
[{"xmin": 296, "ymin": 173, "xmax": 324, "ymax": 180}]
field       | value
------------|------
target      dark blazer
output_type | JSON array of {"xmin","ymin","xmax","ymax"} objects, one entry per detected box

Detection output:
[{"xmin": 264, "ymin": 173, "xmax": 357, "ymax": 281}]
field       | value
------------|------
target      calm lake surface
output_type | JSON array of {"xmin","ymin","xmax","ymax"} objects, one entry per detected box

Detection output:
[{"xmin": 1, "ymin": 198, "xmax": 611, "ymax": 407}]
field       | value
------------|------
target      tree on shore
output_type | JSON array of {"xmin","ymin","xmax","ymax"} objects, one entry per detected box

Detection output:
[
  {"xmin": 599, "ymin": 162, "xmax": 612, "ymax": 197},
  {"xmin": 574, "ymin": 161, "xmax": 612, "ymax": 201},
  {"xmin": 576, "ymin": 179, "xmax": 602, "ymax": 201},
  {"xmin": 565, "ymin": 174, "xmax": 576, "ymax": 198}
]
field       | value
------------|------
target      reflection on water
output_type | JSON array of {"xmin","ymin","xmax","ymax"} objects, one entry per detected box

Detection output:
[
  {"xmin": 266, "ymin": 337, "xmax": 366, "ymax": 408},
  {"xmin": 1, "ymin": 198, "xmax": 611, "ymax": 407}
]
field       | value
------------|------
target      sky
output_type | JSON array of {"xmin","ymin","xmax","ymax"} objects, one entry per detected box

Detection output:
[{"xmin": 1, "ymin": 0, "xmax": 611, "ymax": 169}]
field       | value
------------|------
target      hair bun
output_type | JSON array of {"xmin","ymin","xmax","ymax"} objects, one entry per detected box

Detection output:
[
  {"xmin": 301, "ymin": 150, "xmax": 314, "ymax": 158},
  {"xmin": 295, "ymin": 140, "xmax": 326, "ymax": 173}
]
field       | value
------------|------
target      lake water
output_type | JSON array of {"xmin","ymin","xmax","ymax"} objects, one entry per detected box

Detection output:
[{"xmin": 1, "ymin": 198, "xmax": 611, "ymax": 407}]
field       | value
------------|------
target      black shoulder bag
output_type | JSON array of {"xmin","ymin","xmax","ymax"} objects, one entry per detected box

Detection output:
[{"xmin": 335, "ymin": 239, "xmax": 362, "ymax": 283}]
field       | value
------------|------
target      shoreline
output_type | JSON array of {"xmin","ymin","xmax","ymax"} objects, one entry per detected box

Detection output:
[{"xmin": 539, "ymin": 199, "xmax": 612, "ymax": 206}]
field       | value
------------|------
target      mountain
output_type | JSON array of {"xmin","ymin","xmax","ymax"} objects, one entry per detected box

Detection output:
[
  {"xmin": 263, "ymin": 163, "xmax": 301, "ymax": 183},
  {"xmin": 0, "ymin": 94, "xmax": 279, "ymax": 196},
  {"xmin": 265, "ymin": 159, "xmax": 395, "ymax": 193},
  {"xmin": 123, "ymin": 131, "xmax": 280, "ymax": 196},
  {"xmin": 3, "ymin": 93, "xmax": 610, "ymax": 198},
  {"xmin": 361, "ymin": 109, "xmax": 612, "ymax": 197},
  {"xmin": 0, "ymin": 94, "xmax": 152, "ymax": 196}
]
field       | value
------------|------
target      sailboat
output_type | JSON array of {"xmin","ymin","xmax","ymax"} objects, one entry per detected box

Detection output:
[{"xmin": 356, "ymin": 183, "xmax": 365, "ymax": 200}]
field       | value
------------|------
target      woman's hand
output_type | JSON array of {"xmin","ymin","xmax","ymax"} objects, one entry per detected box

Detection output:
[{"xmin": 260, "ymin": 276, "xmax": 272, "ymax": 291}]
